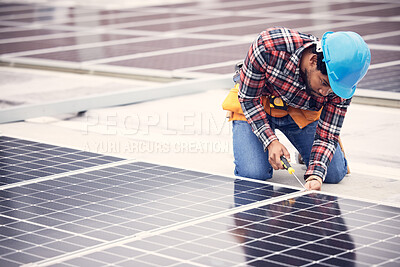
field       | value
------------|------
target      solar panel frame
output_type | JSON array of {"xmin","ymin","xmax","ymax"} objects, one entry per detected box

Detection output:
[
  {"xmin": 27, "ymin": 191, "xmax": 400, "ymax": 267},
  {"xmin": 0, "ymin": 136, "xmax": 125, "ymax": 186},
  {"xmin": 1, "ymin": 0, "xmax": 399, "ymax": 90},
  {"xmin": 0, "ymin": 214, "xmax": 104, "ymax": 267},
  {"xmin": 17, "ymin": 36, "xmax": 223, "ymax": 63},
  {"xmin": 0, "ymin": 0, "xmax": 400, "ymax": 264},
  {"xmin": 0, "ymin": 135, "xmax": 399, "ymax": 267},
  {"xmin": 0, "ymin": 157, "xmax": 302, "ymax": 266}
]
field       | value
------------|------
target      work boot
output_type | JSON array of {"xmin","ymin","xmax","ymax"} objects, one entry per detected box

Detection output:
[{"xmin": 295, "ymin": 152, "xmax": 305, "ymax": 165}]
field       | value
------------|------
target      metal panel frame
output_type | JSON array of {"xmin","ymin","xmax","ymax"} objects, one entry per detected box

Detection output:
[{"xmin": 0, "ymin": 75, "xmax": 232, "ymax": 124}]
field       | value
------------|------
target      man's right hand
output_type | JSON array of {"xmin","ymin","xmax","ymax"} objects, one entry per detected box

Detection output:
[
  {"xmin": 305, "ymin": 176, "xmax": 323, "ymax": 191},
  {"xmin": 267, "ymin": 140, "xmax": 290, "ymax": 170}
]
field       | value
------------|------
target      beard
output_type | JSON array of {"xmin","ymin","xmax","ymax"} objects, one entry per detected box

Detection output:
[
  {"xmin": 300, "ymin": 68, "xmax": 315, "ymax": 96},
  {"xmin": 300, "ymin": 69, "xmax": 322, "ymax": 97}
]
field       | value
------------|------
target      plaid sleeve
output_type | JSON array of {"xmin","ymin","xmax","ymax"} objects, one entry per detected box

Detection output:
[
  {"xmin": 238, "ymin": 34, "xmax": 278, "ymax": 151},
  {"xmin": 305, "ymin": 98, "xmax": 351, "ymax": 180}
]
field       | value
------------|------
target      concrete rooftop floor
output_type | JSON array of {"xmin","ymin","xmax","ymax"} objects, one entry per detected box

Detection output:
[
  {"xmin": 1, "ymin": 1, "xmax": 400, "ymax": 266},
  {"xmin": 1, "ymin": 66, "xmax": 400, "ymax": 208}
]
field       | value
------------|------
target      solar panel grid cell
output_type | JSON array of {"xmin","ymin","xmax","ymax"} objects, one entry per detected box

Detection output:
[
  {"xmin": 359, "ymin": 66, "xmax": 400, "ymax": 92},
  {"xmin": 367, "ymin": 34, "xmax": 400, "ymax": 46},
  {"xmin": 61, "ymin": 12, "xmax": 189, "ymax": 28},
  {"xmin": 3, "ymin": 14, "xmax": 73, "ymax": 24},
  {"xmin": 315, "ymin": 21, "xmax": 400, "ymax": 38},
  {"xmin": 0, "ymin": 136, "xmax": 124, "ymax": 185},
  {"xmin": 71, "ymin": 191, "xmax": 395, "ymax": 267},
  {"xmin": 0, "ymin": 0, "xmax": 400, "ymax": 265},
  {"xmin": 0, "ymin": 33, "xmax": 142, "ymax": 55},
  {"xmin": 0, "ymin": 0, "xmax": 399, "ymax": 88},
  {"xmin": 107, "ymin": 42, "xmax": 249, "ymax": 70},
  {"xmin": 127, "ymin": 15, "xmax": 259, "ymax": 32},
  {"xmin": 0, "ymin": 6, "xmax": 63, "ymax": 18},
  {"xmin": 0, "ymin": 215, "xmax": 102, "ymax": 266},
  {"xmin": 0, "ymin": 139, "xmax": 305, "ymax": 266},
  {"xmin": 16, "ymin": 36, "xmax": 220, "ymax": 64},
  {"xmin": 280, "ymin": 2, "xmax": 387, "ymax": 14},
  {"xmin": 30, "ymin": 191, "xmax": 399, "ymax": 267},
  {"xmin": 1, "ymin": 162, "xmax": 273, "ymax": 230},
  {"xmin": 347, "ymin": 6, "xmax": 400, "ymax": 17},
  {"xmin": 0, "ymin": 6, "xmax": 120, "ymax": 26},
  {"xmin": 211, "ymin": 0, "xmax": 309, "ymax": 11},
  {"xmin": 0, "ymin": 3, "xmax": 33, "ymax": 10},
  {"xmin": 0, "ymin": 28, "xmax": 73, "ymax": 39}
]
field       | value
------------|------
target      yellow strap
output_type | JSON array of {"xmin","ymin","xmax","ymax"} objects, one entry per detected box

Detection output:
[{"xmin": 222, "ymin": 86, "xmax": 322, "ymax": 128}]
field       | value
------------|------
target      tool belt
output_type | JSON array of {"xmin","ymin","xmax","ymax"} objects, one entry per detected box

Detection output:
[{"xmin": 222, "ymin": 85, "xmax": 322, "ymax": 129}]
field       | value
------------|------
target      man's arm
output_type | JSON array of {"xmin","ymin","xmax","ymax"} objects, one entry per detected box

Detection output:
[
  {"xmin": 239, "ymin": 35, "xmax": 277, "ymax": 149},
  {"xmin": 305, "ymin": 98, "xmax": 351, "ymax": 183},
  {"xmin": 238, "ymin": 34, "xmax": 291, "ymax": 167}
]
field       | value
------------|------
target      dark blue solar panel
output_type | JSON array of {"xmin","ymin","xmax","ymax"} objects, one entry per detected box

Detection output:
[
  {"xmin": 0, "ymin": 158, "xmax": 399, "ymax": 266},
  {"xmin": 54, "ymin": 192, "xmax": 398, "ymax": 267},
  {"xmin": 0, "ymin": 136, "xmax": 124, "ymax": 185},
  {"xmin": 0, "ymin": 0, "xmax": 398, "ymax": 93},
  {"xmin": 0, "ymin": 161, "xmax": 298, "ymax": 266}
]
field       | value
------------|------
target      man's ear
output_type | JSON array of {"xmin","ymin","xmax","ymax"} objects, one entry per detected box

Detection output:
[{"xmin": 310, "ymin": 53, "xmax": 318, "ymax": 67}]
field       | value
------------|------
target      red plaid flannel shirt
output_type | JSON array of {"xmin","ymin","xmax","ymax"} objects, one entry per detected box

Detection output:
[{"xmin": 238, "ymin": 27, "xmax": 351, "ymax": 180}]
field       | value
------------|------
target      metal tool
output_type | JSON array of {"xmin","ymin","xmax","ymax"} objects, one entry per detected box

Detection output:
[{"xmin": 280, "ymin": 155, "xmax": 307, "ymax": 190}]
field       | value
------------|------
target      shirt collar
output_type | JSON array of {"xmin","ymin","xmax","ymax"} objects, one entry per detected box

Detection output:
[{"xmin": 291, "ymin": 41, "xmax": 318, "ymax": 79}]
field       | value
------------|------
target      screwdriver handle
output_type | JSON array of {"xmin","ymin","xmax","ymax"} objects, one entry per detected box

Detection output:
[{"xmin": 280, "ymin": 156, "xmax": 295, "ymax": 175}]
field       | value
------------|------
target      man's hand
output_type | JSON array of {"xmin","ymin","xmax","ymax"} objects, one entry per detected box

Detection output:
[
  {"xmin": 267, "ymin": 140, "xmax": 290, "ymax": 170},
  {"xmin": 305, "ymin": 175, "xmax": 323, "ymax": 191}
]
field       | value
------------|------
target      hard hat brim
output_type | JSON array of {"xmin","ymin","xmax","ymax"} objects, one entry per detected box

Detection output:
[
  {"xmin": 329, "ymin": 77, "xmax": 356, "ymax": 99},
  {"xmin": 322, "ymin": 31, "xmax": 357, "ymax": 99}
]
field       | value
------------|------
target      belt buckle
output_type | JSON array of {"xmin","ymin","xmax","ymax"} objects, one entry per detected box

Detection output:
[{"xmin": 270, "ymin": 96, "xmax": 288, "ymax": 110}]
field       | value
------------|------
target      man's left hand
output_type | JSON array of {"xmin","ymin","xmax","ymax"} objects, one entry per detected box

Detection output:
[{"xmin": 305, "ymin": 175, "xmax": 323, "ymax": 191}]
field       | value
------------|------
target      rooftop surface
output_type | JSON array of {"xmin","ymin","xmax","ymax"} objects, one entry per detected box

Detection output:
[
  {"xmin": 1, "ymin": 0, "xmax": 399, "ymax": 205},
  {"xmin": 0, "ymin": 0, "xmax": 400, "ymax": 266},
  {"xmin": 1, "ymin": 66, "xmax": 400, "ymax": 206}
]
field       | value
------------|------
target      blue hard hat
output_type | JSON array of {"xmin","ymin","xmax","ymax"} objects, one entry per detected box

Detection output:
[{"xmin": 321, "ymin": 31, "xmax": 371, "ymax": 99}]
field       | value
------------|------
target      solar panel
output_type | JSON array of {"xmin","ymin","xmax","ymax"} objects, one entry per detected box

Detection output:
[
  {"xmin": 347, "ymin": 6, "xmax": 400, "ymax": 17},
  {"xmin": 0, "ymin": 153, "xmax": 399, "ymax": 266},
  {"xmin": 0, "ymin": 131, "xmax": 399, "ymax": 267},
  {"xmin": 369, "ymin": 50, "xmax": 400, "ymax": 66},
  {"xmin": 1, "ymin": 1, "xmax": 400, "ymax": 262},
  {"xmin": 1, "ymin": 0, "xmax": 398, "ymax": 91},
  {"xmin": 0, "ymin": 33, "xmax": 141, "ymax": 55},
  {"xmin": 105, "ymin": 42, "xmax": 249, "ymax": 70},
  {"xmin": 0, "ymin": 136, "xmax": 124, "ymax": 186},
  {"xmin": 0, "ymin": 215, "xmax": 103, "ymax": 267},
  {"xmin": 0, "ymin": 4, "xmax": 61, "ymax": 17},
  {"xmin": 367, "ymin": 34, "xmax": 400, "ymax": 46},
  {"xmin": 0, "ymin": 161, "xmax": 299, "ymax": 266},
  {"xmin": 23, "ymin": 189, "xmax": 400, "ymax": 267},
  {"xmin": 359, "ymin": 65, "xmax": 400, "ymax": 92},
  {"xmin": 274, "ymin": 1, "xmax": 384, "ymax": 14},
  {"xmin": 19, "ymin": 37, "xmax": 221, "ymax": 63},
  {"xmin": 0, "ymin": 28, "xmax": 71, "ymax": 40},
  {"xmin": 306, "ymin": 21, "xmax": 400, "ymax": 39},
  {"xmin": 124, "ymin": 15, "xmax": 263, "ymax": 32}
]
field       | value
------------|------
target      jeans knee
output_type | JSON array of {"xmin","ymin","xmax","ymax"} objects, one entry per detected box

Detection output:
[
  {"xmin": 324, "ymin": 158, "xmax": 348, "ymax": 184},
  {"xmin": 234, "ymin": 163, "xmax": 273, "ymax": 181},
  {"xmin": 232, "ymin": 120, "xmax": 273, "ymax": 181},
  {"xmin": 323, "ymin": 143, "xmax": 348, "ymax": 184}
]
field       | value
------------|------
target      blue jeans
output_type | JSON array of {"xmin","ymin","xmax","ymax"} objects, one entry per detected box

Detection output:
[{"xmin": 232, "ymin": 115, "xmax": 347, "ymax": 184}]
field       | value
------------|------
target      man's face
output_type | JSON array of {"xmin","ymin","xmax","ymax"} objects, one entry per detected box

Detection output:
[{"xmin": 301, "ymin": 67, "xmax": 333, "ymax": 98}]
